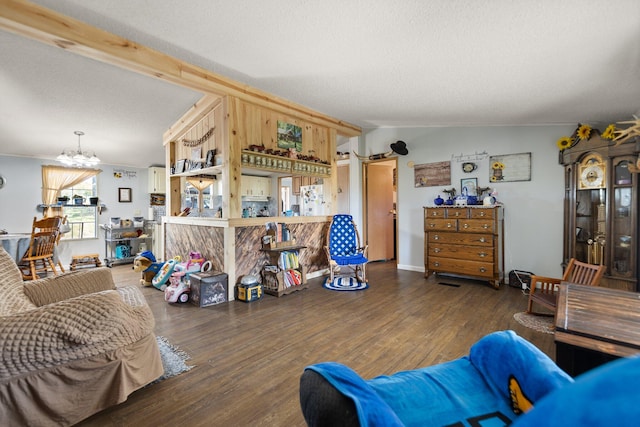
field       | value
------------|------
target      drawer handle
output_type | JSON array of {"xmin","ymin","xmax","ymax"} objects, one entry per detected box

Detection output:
[
  {"xmin": 429, "ymin": 223, "xmax": 435, "ymax": 228},
  {"xmin": 479, "ymin": 211, "xmax": 485, "ymax": 217},
  {"xmin": 479, "ymin": 237, "xmax": 486, "ymax": 243},
  {"xmin": 434, "ymin": 262, "xmax": 440, "ymax": 267},
  {"xmin": 431, "ymin": 212, "xmax": 438, "ymax": 216},
  {"xmin": 479, "ymin": 252, "xmax": 487, "ymax": 257},
  {"xmin": 447, "ymin": 223, "xmax": 453, "ymax": 228},
  {"xmin": 463, "ymin": 223, "xmax": 469, "ymax": 229},
  {"xmin": 434, "ymin": 248, "xmax": 441, "ymax": 253},
  {"xmin": 482, "ymin": 224, "xmax": 490, "ymax": 229},
  {"xmin": 479, "ymin": 267, "xmax": 487, "ymax": 273},
  {"xmin": 433, "ymin": 235, "xmax": 440, "ymax": 240}
]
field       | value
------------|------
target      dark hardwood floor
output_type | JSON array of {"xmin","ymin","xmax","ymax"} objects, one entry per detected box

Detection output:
[{"xmin": 78, "ymin": 262, "xmax": 553, "ymax": 426}]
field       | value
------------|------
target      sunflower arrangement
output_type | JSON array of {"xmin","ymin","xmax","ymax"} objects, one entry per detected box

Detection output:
[
  {"xmin": 490, "ymin": 161, "xmax": 505, "ymax": 182},
  {"xmin": 602, "ymin": 124, "xmax": 616, "ymax": 140},
  {"xmin": 577, "ymin": 124, "xmax": 592, "ymax": 140},
  {"xmin": 556, "ymin": 122, "xmax": 618, "ymax": 152},
  {"xmin": 556, "ymin": 136, "xmax": 573, "ymax": 151}
]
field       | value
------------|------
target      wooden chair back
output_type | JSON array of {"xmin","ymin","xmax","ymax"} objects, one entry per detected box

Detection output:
[
  {"xmin": 527, "ymin": 258, "xmax": 605, "ymax": 316},
  {"xmin": 562, "ymin": 258, "xmax": 606, "ymax": 286},
  {"xmin": 19, "ymin": 216, "xmax": 62, "ymax": 280}
]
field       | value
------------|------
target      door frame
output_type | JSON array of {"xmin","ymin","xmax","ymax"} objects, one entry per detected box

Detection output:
[{"xmin": 362, "ymin": 157, "xmax": 398, "ymax": 263}]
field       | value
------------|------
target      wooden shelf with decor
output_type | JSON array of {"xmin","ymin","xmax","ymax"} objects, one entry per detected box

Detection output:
[{"xmin": 240, "ymin": 150, "xmax": 331, "ymax": 177}]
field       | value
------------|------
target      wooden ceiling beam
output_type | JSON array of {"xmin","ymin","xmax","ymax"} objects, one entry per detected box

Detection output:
[{"xmin": 0, "ymin": 0, "xmax": 361, "ymax": 137}]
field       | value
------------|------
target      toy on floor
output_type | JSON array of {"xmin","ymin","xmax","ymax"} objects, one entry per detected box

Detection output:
[
  {"xmin": 152, "ymin": 257, "xmax": 179, "ymax": 291},
  {"xmin": 174, "ymin": 251, "xmax": 212, "ymax": 277},
  {"xmin": 132, "ymin": 251, "xmax": 163, "ymax": 286},
  {"xmin": 152, "ymin": 252, "xmax": 213, "ymax": 291},
  {"xmin": 164, "ymin": 270, "xmax": 190, "ymax": 303}
]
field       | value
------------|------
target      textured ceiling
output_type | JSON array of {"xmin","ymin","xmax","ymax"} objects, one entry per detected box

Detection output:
[{"xmin": 1, "ymin": 0, "xmax": 639, "ymax": 167}]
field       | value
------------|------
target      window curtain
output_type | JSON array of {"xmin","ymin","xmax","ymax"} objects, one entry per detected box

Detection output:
[{"xmin": 41, "ymin": 165, "xmax": 101, "ymax": 212}]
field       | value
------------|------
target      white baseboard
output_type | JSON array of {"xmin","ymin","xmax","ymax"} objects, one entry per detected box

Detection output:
[{"xmin": 396, "ymin": 264, "xmax": 425, "ymax": 273}]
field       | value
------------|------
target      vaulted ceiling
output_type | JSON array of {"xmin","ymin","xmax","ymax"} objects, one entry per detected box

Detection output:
[{"xmin": 1, "ymin": 0, "xmax": 638, "ymax": 167}]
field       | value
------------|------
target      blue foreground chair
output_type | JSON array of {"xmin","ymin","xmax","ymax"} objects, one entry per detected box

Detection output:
[
  {"xmin": 324, "ymin": 214, "xmax": 368, "ymax": 283},
  {"xmin": 300, "ymin": 330, "xmax": 640, "ymax": 427}
]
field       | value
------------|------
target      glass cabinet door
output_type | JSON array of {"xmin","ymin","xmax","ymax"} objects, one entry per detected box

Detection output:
[
  {"xmin": 574, "ymin": 187, "xmax": 606, "ymax": 265},
  {"xmin": 610, "ymin": 158, "xmax": 635, "ymax": 278}
]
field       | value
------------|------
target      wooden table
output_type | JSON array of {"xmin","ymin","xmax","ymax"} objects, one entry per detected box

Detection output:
[{"xmin": 555, "ymin": 282, "xmax": 640, "ymax": 376}]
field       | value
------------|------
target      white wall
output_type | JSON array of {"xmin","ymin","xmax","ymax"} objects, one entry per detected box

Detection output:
[
  {"xmin": 0, "ymin": 155, "xmax": 150, "ymax": 266},
  {"xmin": 360, "ymin": 125, "xmax": 575, "ymax": 279}
]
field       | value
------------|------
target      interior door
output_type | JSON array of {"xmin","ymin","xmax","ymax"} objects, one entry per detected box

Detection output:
[{"xmin": 365, "ymin": 160, "xmax": 396, "ymax": 262}]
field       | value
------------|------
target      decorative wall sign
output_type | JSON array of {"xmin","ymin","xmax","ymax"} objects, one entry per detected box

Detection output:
[
  {"xmin": 490, "ymin": 152, "xmax": 532, "ymax": 182},
  {"xmin": 277, "ymin": 121, "xmax": 302, "ymax": 152},
  {"xmin": 452, "ymin": 151, "xmax": 489, "ymax": 163},
  {"xmin": 414, "ymin": 161, "xmax": 451, "ymax": 187},
  {"xmin": 112, "ymin": 168, "xmax": 137, "ymax": 179},
  {"xmin": 182, "ymin": 127, "xmax": 214, "ymax": 147}
]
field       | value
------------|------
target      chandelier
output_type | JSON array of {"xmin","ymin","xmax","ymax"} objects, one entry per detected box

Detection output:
[{"xmin": 56, "ymin": 131, "xmax": 101, "ymax": 167}]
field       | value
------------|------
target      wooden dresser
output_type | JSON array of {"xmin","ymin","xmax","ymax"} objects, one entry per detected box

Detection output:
[{"xmin": 424, "ymin": 206, "xmax": 504, "ymax": 288}]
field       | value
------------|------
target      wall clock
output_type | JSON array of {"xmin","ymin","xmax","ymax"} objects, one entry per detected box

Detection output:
[
  {"xmin": 579, "ymin": 156, "xmax": 606, "ymax": 189},
  {"xmin": 462, "ymin": 162, "xmax": 477, "ymax": 173}
]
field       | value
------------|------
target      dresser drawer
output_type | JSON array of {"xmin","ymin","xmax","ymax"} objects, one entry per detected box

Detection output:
[
  {"xmin": 425, "ymin": 218, "xmax": 457, "ymax": 232},
  {"xmin": 470, "ymin": 208, "xmax": 495, "ymax": 219},
  {"xmin": 428, "ymin": 257, "xmax": 494, "ymax": 279},
  {"xmin": 425, "ymin": 208, "xmax": 446, "ymax": 218},
  {"xmin": 428, "ymin": 243, "xmax": 494, "ymax": 262},
  {"xmin": 458, "ymin": 218, "xmax": 495, "ymax": 233},
  {"xmin": 428, "ymin": 232, "xmax": 493, "ymax": 246},
  {"xmin": 445, "ymin": 208, "xmax": 468, "ymax": 218}
]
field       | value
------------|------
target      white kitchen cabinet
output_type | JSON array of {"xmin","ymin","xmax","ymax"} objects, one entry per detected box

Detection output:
[{"xmin": 148, "ymin": 167, "xmax": 166, "ymax": 193}]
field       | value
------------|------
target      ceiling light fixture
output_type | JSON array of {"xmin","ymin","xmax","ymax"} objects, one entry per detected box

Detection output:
[{"xmin": 56, "ymin": 131, "xmax": 100, "ymax": 167}]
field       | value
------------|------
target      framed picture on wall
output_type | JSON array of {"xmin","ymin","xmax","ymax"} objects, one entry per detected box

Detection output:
[
  {"xmin": 175, "ymin": 159, "xmax": 186, "ymax": 174},
  {"xmin": 277, "ymin": 121, "xmax": 303, "ymax": 152},
  {"xmin": 489, "ymin": 152, "xmax": 532, "ymax": 182},
  {"xmin": 460, "ymin": 178, "xmax": 478, "ymax": 196},
  {"xmin": 205, "ymin": 149, "xmax": 216, "ymax": 167},
  {"xmin": 118, "ymin": 187, "xmax": 132, "ymax": 203}
]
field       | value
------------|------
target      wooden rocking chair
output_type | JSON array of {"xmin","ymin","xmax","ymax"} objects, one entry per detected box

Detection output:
[
  {"xmin": 18, "ymin": 216, "xmax": 62, "ymax": 280},
  {"xmin": 325, "ymin": 214, "xmax": 368, "ymax": 283},
  {"xmin": 527, "ymin": 258, "xmax": 605, "ymax": 316}
]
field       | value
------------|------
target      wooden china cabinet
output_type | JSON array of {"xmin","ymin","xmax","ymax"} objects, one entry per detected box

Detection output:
[{"xmin": 560, "ymin": 133, "xmax": 639, "ymax": 292}]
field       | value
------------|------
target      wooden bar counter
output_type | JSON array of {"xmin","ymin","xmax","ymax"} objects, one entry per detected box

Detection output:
[{"xmin": 164, "ymin": 215, "xmax": 331, "ymax": 300}]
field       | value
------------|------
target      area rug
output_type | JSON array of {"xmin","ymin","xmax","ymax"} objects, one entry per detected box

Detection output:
[
  {"xmin": 153, "ymin": 335, "xmax": 194, "ymax": 384},
  {"xmin": 323, "ymin": 275, "xmax": 369, "ymax": 291},
  {"xmin": 513, "ymin": 312, "xmax": 554, "ymax": 334}
]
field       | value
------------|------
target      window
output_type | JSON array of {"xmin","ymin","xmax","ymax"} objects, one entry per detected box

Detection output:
[{"xmin": 59, "ymin": 177, "xmax": 98, "ymax": 240}]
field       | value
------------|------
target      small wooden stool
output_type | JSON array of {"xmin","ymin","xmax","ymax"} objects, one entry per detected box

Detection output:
[{"xmin": 70, "ymin": 253, "xmax": 103, "ymax": 270}]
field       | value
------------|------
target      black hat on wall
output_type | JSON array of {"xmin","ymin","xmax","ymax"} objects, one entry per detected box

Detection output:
[{"xmin": 390, "ymin": 140, "xmax": 408, "ymax": 155}]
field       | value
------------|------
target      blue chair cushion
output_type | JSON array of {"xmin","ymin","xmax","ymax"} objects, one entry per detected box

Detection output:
[
  {"xmin": 331, "ymin": 253, "xmax": 368, "ymax": 266},
  {"xmin": 304, "ymin": 331, "xmax": 573, "ymax": 427}
]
